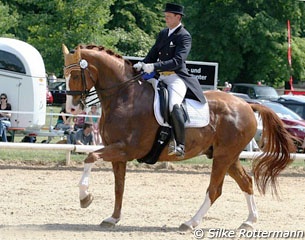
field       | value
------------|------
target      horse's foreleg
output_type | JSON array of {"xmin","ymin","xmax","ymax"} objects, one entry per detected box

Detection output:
[
  {"xmin": 228, "ymin": 162, "xmax": 258, "ymax": 229},
  {"xmin": 79, "ymin": 160, "xmax": 94, "ymax": 208},
  {"xmin": 179, "ymin": 161, "xmax": 227, "ymax": 231},
  {"xmin": 100, "ymin": 161, "xmax": 127, "ymax": 228},
  {"xmin": 78, "ymin": 142, "xmax": 127, "ymax": 209}
]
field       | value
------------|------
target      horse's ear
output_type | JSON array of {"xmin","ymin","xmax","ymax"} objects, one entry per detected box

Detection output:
[
  {"xmin": 62, "ymin": 44, "xmax": 69, "ymax": 55},
  {"xmin": 76, "ymin": 45, "xmax": 81, "ymax": 59}
]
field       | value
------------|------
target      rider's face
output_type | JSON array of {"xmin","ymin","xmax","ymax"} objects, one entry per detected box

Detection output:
[{"xmin": 164, "ymin": 12, "xmax": 181, "ymax": 29}]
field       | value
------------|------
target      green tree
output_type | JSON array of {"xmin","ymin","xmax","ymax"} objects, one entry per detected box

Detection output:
[
  {"xmin": 0, "ymin": 1, "xmax": 18, "ymax": 37},
  {"xmin": 183, "ymin": 0, "xmax": 305, "ymax": 86},
  {"xmin": 105, "ymin": 0, "xmax": 167, "ymax": 56},
  {"xmin": 2, "ymin": 0, "xmax": 305, "ymax": 87},
  {"xmin": 2, "ymin": 0, "xmax": 115, "ymax": 76}
]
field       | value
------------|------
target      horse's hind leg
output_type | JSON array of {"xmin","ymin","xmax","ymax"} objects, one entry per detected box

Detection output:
[
  {"xmin": 227, "ymin": 161, "xmax": 258, "ymax": 229},
  {"xmin": 179, "ymin": 160, "xmax": 228, "ymax": 231}
]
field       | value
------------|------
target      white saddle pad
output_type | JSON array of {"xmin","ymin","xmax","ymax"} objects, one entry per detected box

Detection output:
[{"xmin": 147, "ymin": 78, "xmax": 210, "ymax": 128}]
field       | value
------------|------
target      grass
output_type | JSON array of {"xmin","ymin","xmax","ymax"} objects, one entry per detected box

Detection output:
[
  {"xmin": 0, "ymin": 105, "xmax": 304, "ymax": 169},
  {"xmin": 0, "ymin": 146, "xmax": 303, "ymax": 169},
  {"xmin": 0, "ymin": 149, "xmax": 85, "ymax": 164},
  {"xmin": 0, "ymin": 105, "xmax": 80, "ymax": 164}
]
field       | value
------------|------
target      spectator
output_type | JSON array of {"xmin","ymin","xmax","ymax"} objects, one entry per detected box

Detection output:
[
  {"xmin": 73, "ymin": 110, "xmax": 86, "ymax": 131},
  {"xmin": 54, "ymin": 103, "xmax": 72, "ymax": 131},
  {"xmin": 67, "ymin": 122, "xmax": 93, "ymax": 145},
  {"xmin": 86, "ymin": 104, "xmax": 102, "ymax": 145},
  {"xmin": 0, "ymin": 93, "xmax": 12, "ymax": 142}
]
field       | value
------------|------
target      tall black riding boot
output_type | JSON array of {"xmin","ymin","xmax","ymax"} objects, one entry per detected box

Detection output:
[{"xmin": 168, "ymin": 104, "xmax": 185, "ymax": 157}]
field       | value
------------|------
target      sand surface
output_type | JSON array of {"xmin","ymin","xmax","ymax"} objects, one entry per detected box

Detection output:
[{"xmin": 0, "ymin": 161, "xmax": 304, "ymax": 240}]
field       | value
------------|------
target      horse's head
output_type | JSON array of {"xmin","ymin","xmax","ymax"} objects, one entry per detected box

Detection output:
[{"xmin": 62, "ymin": 44, "xmax": 97, "ymax": 113}]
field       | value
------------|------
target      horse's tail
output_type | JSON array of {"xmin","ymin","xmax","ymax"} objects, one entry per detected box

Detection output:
[{"xmin": 250, "ymin": 104, "xmax": 296, "ymax": 196}]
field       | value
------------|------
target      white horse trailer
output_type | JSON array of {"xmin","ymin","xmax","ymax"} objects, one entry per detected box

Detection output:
[{"xmin": 0, "ymin": 37, "xmax": 46, "ymax": 130}]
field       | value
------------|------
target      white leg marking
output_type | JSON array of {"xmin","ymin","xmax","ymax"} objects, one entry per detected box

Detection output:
[
  {"xmin": 243, "ymin": 192, "xmax": 258, "ymax": 226},
  {"xmin": 102, "ymin": 216, "xmax": 121, "ymax": 225},
  {"xmin": 183, "ymin": 192, "xmax": 211, "ymax": 229},
  {"xmin": 79, "ymin": 163, "xmax": 93, "ymax": 200}
]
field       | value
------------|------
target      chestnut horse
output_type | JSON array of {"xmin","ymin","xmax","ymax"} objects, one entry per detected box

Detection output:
[{"xmin": 62, "ymin": 44, "xmax": 295, "ymax": 231}]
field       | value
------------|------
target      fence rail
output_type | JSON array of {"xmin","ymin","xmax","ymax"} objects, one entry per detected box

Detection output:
[
  {"xmin": 0, "ymin": 142, "xmax": 102, "ymax": 165},
  {"xmin": 0, "ymin": 142, "xmax": 304, "ymax": 166}
]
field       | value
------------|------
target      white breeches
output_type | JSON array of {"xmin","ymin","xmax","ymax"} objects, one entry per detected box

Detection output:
[{"xmin": 160, "ymin": 74, "xmax": 187, "ymax": 112}]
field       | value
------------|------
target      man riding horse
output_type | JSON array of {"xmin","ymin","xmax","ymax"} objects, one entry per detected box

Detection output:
[
  {"xmin": 133, "ymin": 3, "xmax": 206, "ymax": 157},
  {"xmin": 62, "ymin": 2, "xmax": 295, "ymax": 231}
]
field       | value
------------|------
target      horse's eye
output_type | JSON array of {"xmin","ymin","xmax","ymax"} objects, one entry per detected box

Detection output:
[{"xmin": 72, "ymin": 74, "xmax": 80, "ymax": 80}]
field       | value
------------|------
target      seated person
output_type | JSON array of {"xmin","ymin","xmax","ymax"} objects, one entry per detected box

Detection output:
[
  {"xmin": 86, "ymin": 104, "xmax": 102, "ymax": 145},
  {"xmin": 67, "ymin": 122, "xmax": 93, "ymax": 145},
  {"xmin": 0, "ymin": 93, "xmax": 12, "ymax": 142},
  {"xmin": 54, "ymin": 103, "xmax": 72, "ymax": 131},
  {"xmin": 73, "ymin": 110, "xmax": 86, "ymax": 131}
]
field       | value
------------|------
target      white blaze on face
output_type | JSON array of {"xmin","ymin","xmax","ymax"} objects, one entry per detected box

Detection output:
[{"xmin": 65, "ymin": 74, "xmax": 81, "ymax": 114}]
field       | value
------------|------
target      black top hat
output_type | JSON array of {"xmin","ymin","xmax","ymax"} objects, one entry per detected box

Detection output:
[{"xmin": 164, "ymin": 3, "xmax": 185, "ymax": 16}]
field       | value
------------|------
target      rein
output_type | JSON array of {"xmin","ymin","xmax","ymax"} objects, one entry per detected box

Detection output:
[
  {"xmin": 99, "ymin": 74, "xmax": 143, "ymax": 93},
  {"xmin": 64, "ymin": 59, "xmax": 143, "ymax": 104}
]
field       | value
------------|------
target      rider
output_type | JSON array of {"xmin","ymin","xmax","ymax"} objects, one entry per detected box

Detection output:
[{"xmin": 133, "ymin": 3, "xmax": 206, "ymax": 157}]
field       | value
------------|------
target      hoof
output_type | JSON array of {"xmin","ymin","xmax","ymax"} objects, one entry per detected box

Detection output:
[
  {"xmin": 100, "ymin": 220, "xmax": 116, "ymax": 228},
  {"xmin": 238, "ymin": 222, "xmax": 254, "ymax": 230},
  {"xmin": 100, "ymin": 216, "xmax": 120, "ymax": 228},
  {"xmin": 80, "ymin": 193, "xmax": 94, "ymax": 208},
  {"xmin": 178, "ymin": 223, "xmax": 193, "ymax": 232}
]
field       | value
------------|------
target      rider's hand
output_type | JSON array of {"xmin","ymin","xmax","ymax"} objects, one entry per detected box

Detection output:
[
  {"xmin": 133, "ymin": 62, "xmax": 143, "ymax": 71},
  {"xmin": 142, "ymin": 63, "xmax": 154, "ymax": 74}
]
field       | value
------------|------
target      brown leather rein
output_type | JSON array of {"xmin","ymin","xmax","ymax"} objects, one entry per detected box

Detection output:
[{"xmin": 64, "ymin": 59, "xmax": 143, "ymax": 103}]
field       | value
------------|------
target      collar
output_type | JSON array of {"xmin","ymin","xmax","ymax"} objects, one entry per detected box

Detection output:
[{"xmin": 168, "ymin": 23, "xmax": 182, "ymax": 36}]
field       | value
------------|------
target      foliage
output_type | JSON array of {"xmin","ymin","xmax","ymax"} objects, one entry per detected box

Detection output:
[
  {"xmin": 1, "ymin": 0, "xmax": 305, "ymax": 87},
  {"xmin": 183, "ymin": 0, "xmax": 305, "ymax": 86},
  {"xmin": 1, "ymin": 0, "xmax": 116, "ymax": 76},
  {"xmin": 0, "ymin": 1, "xmax": 18, "ymax": 37},
  {"xmin": 105, "ymin": 0, "xmax": 166, "ymax": 56}
]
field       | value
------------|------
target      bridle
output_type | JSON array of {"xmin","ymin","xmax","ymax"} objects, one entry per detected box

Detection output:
[
  {"xmin": 64, "ymin": 58, "xmax": 143, "ymax": 104},
  {"xmin": 64, "ymin": 59, "xmax": 95, "ymax": 97}
]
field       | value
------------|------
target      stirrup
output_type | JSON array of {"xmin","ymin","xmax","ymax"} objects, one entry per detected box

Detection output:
[
  {"xmin": 175, "ymin": 144, "xmax": 185, "ymax": 157},
  {"xmin": 168, "ymin": 140, "xmax": 176, "ymax": 156},
  {"xmin": 168, "ymin": 141, "xmax": 185, "ymax": 157}
]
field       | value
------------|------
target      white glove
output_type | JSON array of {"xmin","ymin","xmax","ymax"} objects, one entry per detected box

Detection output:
[
  {"xmin": 133, "ymin": 62, "xmax": 143, "ymax": 71},
  {"xmin": 142, "ymin": 63, "xmax": 154, "ymax": 74}
]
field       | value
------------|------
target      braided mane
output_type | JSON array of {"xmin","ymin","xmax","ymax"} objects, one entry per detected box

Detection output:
[{"xmin": 77, "ymin": 44, "xmax": 132, "ymax": 66}]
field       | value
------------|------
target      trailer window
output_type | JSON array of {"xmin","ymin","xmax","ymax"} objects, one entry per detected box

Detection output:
[{"xmin": 0, "ymin": 50, "xmax": 26, "ymax": 74}]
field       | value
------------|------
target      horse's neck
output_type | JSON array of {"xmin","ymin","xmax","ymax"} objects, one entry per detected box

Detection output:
[
  {"xmin": 87, "ymin": 50, "xmax": 153, "ymax": 114},
  {"xmin": 95, "ymin": 70, "xmax": 122, "ymax": 92},
  {"xmin": 100, "ymin": 80, "xmax": 154, "ymax": 119}
]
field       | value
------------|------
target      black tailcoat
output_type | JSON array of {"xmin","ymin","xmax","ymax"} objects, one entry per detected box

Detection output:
[{"xmin": 143, "ymin": 25, "xmax": 206, "ymax": 104}]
